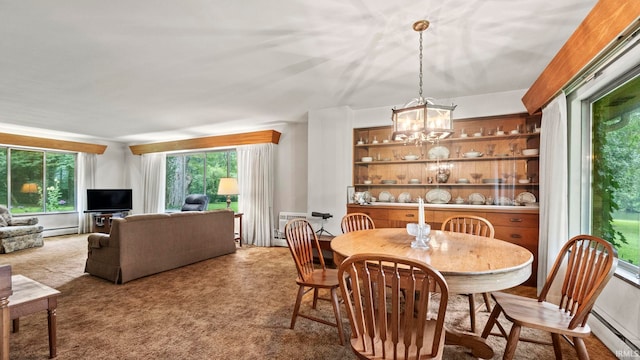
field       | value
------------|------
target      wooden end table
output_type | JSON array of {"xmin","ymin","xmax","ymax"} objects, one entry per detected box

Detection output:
[
  {"xmin": 234, "ymin": 213, "xmax": 243, "ymax": 247},
  {"xmin": 9, "ymin": 275, "xmax": 60, "ymax": 358}
]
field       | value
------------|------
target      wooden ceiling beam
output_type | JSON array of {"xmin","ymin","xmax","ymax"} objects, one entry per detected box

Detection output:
[
  {"xmin": 522, "ymin": 0, "xmax": 640, "ymax": 114},
  {"xmin": 0, "ymin": 132, "xmax": 107, "ymax": 154},
  {"xmin": 128, "ymin": 129, "xmax": 282, "ymax": 155}
]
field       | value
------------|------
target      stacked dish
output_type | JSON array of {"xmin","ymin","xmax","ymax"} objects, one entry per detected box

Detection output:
[
  {"xmin": 522, "ymin": 148, "xmax": 539, "ymax": 156},
  {"xmin": 381, "ymin": 179, "xmax": 397, "ymax": 184}
]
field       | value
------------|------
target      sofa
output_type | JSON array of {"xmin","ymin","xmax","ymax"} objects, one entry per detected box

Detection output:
[
  {"xmin": 0, "ymin": 206, "xmax": 44, "ymax": 253},
  {"xmin": 85, "ymin": 210, "xmax": 236, "ymax": 284}
]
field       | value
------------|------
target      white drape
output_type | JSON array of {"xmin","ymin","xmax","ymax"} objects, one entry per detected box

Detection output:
[
  {"xmin": 77, "ymin": 152, "xmax": 97, "ymax": 233},
  {"xmin": 538, "ymin": 93, "xmax": 569, "ymax": 292},
  {"xmin": 237, "ymin": 143, "xmax": 275, "ymax": 247},
  {"xmin": 142, "ymin": 153, "xmax": 166, "ymax": 213}
]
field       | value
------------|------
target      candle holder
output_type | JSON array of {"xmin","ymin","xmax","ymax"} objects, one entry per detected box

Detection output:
[{"xmin": 407, "ymin": 223, "xmax": 431, "ymax": 249}]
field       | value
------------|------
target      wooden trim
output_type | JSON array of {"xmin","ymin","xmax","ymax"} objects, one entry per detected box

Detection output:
[
  {"xmin": 0, "ymin": 132, "xmax": 107, "ymax": 154},
  {"xmin": 128, "ymin": 129, "xmax": 282, "ymax": 155},
  {"xmin": 522, "ymin": 0, "xmax": 640, "ymax": 114}
]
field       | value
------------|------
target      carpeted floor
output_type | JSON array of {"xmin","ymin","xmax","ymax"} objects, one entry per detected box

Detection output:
[{"xmin": 0, "ymin": 234, "xmax": 617, "ymax": 359}]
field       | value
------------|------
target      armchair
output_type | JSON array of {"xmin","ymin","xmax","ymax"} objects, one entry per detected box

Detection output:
[
  {"xmin": 181, "ymin": 194, "xmax": 209, "ymax": 211},
  {"xmin": 0, "ymin": 206, "xmax": 44, "ymax": 253}
]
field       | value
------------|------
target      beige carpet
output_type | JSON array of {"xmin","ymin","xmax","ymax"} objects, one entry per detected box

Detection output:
[{"xmin": 0, "ymin": 235, "xmax": 616, "ymax": 359}]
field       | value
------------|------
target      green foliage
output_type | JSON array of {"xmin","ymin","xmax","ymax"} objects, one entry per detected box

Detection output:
[
  {"xmin": 591, "ymin": 100, "xmax": 640, "ymax": 251},
  {"xmin": 165, "ymin": 150, "xmax": 237, "ymax": 212}
]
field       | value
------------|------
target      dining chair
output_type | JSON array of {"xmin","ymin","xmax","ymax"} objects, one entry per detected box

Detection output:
[
  {"xmin": 340, "ymin": 213, "xmax": 375, "ymax": 233},
  {"xmin": 481, "ymin": 234, "xmax": 618, "ymax": 360},
  {"xmin": 441, "ymin": 215, "xmax": 495, "ymax": 333},
  {"xmin": 284, "ymin": 218, "xmax": 345, "ymax": 345},
  {"xmin": 338, "ymin": 253, "xmax": 449, "ymax": 359}
]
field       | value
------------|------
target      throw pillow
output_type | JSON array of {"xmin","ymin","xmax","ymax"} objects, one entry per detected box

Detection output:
[{"xmin": 0, "ymin": 206, "xmax": 10, "ymax": 227}]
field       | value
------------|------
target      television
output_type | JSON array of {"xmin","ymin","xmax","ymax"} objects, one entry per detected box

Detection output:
[{"xmin": 86, "ymin": 189, "xmax": 133, "ymax": 213}]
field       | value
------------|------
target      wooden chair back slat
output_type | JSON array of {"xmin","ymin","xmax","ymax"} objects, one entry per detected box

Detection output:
[
  {"xmin": 441, "ymin": 215, "xmax": 495, "ymax": 239},
  {"xmin": 538, "ymin": 235, "xmax": 617, "ymax": 330},
  {"xmin": 338, "ymin": 254, "xmax": 449, "ymax": 359},
  {"xmin": 341, "ymin": 213, "xmax": 375, "ymax": 233},
  {"xmin": 285, "ymin": 219, "xmax": 326, "ymax": 280}
]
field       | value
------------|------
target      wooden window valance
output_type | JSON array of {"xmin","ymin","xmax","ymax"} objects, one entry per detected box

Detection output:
[
  {"xmin": 0, "ymin": 132, "xmax": 107, "ymax": 154},
  {"xmin": 128, "ymin": 129, "xmax": 282, "ymax": 155},
  {"xmin": 522, "ymin": 0, "xmax": 640, "ymax": 114}
]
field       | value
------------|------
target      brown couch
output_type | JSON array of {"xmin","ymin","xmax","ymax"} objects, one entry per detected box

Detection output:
[{"xmin": 85, "ymin": 210, "xmax": 236, "ymax": 284}]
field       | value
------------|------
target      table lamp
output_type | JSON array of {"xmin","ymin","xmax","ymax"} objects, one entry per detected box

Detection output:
[{"xmin": 217, "ymin": 178, "xmax": 239, "ymax": 209}]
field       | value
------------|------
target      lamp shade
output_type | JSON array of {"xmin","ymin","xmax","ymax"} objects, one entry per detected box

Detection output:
[
  {"xmin": 21, "ymin": 182, "xmax": 38, "ymax": 193},
  {"xmin": 217, "ymin": 178, "xmax": 239, "ymax": 195}
]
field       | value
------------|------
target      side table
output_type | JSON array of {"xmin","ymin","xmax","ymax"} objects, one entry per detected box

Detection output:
[
  {"xmin": 9, "ymin": 275, "xmax": 60, "ymax": 358},
  {"xmin": 234, "ymin": 213, "xmax": 243, "ymax": 247}
]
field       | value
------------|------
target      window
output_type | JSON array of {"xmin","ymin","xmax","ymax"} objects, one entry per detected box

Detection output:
[
  {"xmin": 165, "ymin": 149, "xmax": 237, "ymax": 212},
  {"xmin": 590, "ymin": 73, "xmax": 640, "ymax": 268},
  {"xmin": 2, "ymin": 147, "xmax": 76, "ymax": 214}
]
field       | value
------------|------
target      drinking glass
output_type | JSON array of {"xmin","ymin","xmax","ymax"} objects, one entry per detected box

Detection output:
[{"xmin": 470, "ymin": 173, "xmax": 482, "ymax": 184}]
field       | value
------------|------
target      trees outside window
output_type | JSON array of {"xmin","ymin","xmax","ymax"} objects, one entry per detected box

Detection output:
[
  {"xmin": 591, "ymin": 74, "xmax": 640, "ymax": 267},
  {"xmin": 165, "ymin": 149, "xmax": 237, "ymax": 212},
  {"xmin": 3, "ymin": 148, "xmax": 76, "ymax": 214}
]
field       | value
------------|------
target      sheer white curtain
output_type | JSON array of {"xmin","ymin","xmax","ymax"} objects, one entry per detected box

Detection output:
[
  {"xmin": 538, "ymin": 92, "xmax": 569, "ymax": 292},
  {"xmin": 77, "ymin": 152, "xmax": 97, "ymax": 233},
  {"xmin": 237, "ymin": 143, "xmax": 275, "ymax": 246},
  {"xmin": 142, "ymin": 153, "xmax": 166, "ymax": 213}
]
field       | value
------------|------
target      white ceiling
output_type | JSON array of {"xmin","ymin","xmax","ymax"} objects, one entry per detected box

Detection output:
[{"xmin": 0, "ymin": 0, "xmax": 597, "ymax": 144}]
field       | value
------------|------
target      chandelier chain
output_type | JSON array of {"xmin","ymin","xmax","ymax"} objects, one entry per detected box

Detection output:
[{"xmin": 418, "ymin": 30, "xmax": 424, "ymax": 100}]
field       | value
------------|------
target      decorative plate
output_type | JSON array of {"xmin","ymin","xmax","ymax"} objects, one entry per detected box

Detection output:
[
  {"xmin": 378, "ymin": 191, "xmax": 392, "ymax": 202},
  {"xmin": 426, "ymin": 189, "xmax": 451, "ymax": 204},
  {"xmin": 398, "ymin": 192, "xmax": 412, "ymax": 203},
  {"xmin": 516, "ymin": 191, "xmax": 536, "ymax": 204},
  {"xmin": 495, "ymin": 196, "xmax": 512, "ymax": 206},
  {"xmin": 468, "ymin": 192, "xmax": 486, "ymax": 205},
  {"xmin": 428, "ymin": 145, "xmax": 450, "ymax": 160}
]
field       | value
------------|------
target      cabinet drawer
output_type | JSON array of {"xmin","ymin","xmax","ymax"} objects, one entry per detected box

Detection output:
[
  {"xmin": 348, "ymin": 207, "xmax": 388, "ymax": 220},
  {"xmin": 485, "ymin": 213, "xmax": 538, "ymax": 228},
  {"xmin": 432, "ymin": 210, "xmax": 487, "ymax": 224},
  {"xmin": 494, "ymin": 226, "xmax": 538, "ymax": 247},
  {"xmin": 388, "ymin": 209, "xmax": 434, "ymax": 222}
]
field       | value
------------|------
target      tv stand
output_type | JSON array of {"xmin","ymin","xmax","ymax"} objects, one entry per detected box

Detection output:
[{"xmin": 91, "ymin": 212, "xmax": 127, "ymax": 234}]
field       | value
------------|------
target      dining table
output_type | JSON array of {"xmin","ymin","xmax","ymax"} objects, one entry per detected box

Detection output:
[{"xmin": 331, "ymin": 227, "xmax": 534, "ymax": 359}]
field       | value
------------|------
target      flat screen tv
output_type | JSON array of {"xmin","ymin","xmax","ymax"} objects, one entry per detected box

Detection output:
[{"xmin": 86, "ymin": 189, "xmax": 133, "ymax": 213}]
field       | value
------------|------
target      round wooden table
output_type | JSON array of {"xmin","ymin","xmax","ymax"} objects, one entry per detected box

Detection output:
[{"xmin": 331, "ymin": 228, "xmax": 534, "ymax": 358}]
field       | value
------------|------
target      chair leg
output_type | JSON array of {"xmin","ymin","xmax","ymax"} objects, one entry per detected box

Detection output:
[
  {"xmin": 290, "ymin": 285, "xmax": 305, "ymax": 329},
  {"xmin": 574, "ymin": 337, "xmax": 589, "ymax": 360},
  {"xmin": 481, "ymin": 303, "xmax": 502, "ymax": 339},
  {"xmin": 503, "ymin": 324, "xmax": 522, "ymax": 360},
  {"xmin": 330, "ymin": 287, "xmax": 345, "ymax": 345},
  {"xmin": 551, "ymin": 333, "xmax": 563, "ymax": 359},
  {"xmin": 482, "ymin": 292, "xmax": 492, "ymax": 312},
  {"xmin": 312, "ymin": 288, "xmax": 319, "ymax": 309},
  {"xmin": 468, "ymin": 294, "xmax": 477, "ymax": 333}
]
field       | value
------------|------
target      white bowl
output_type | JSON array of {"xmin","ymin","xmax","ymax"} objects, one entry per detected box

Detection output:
[
  {"xmin": 496, "ymin": 131, "xmax": 505, "ymax": 135},
  {"xmin": 361, "ymin": 156, "xmax": 373, "ymax": 162},
  {"xmin": 409, "ymin": 178, "xmax": 420, "ymax": 184},
  {"xmin": 522, "ymin": 149, "xmax": 539, "ymax": 156},
  {"xmin": 363, "ymin": 180, "xmax": 372, "ymax": 184},
  {"xmin": 510, "ymin": 129, "xmax": 520, "ymax": 134},
  {"xmin": 518, "ymin": 179, "xmax": 530, "ymax": 184},
  {"xmin": 403, "ymin": 155, "xmax": 419, "ymax": 160},
  {"xmin": 463, "ymin": 151, "xmax": 482, "ymax": 158}
]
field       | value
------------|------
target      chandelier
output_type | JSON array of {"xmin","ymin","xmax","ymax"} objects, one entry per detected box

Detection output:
[{"xmin": 392, "ymin": 20, "xmax": 456, "ymax": 144}]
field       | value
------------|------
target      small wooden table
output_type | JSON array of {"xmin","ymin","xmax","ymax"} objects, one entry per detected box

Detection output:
[
  {"xmin": 9, "ymin": 275, "xmax": 60, "ymax": 359},
  {"xmin": 332, "ymin": 228, "xmax": 533, "ymax": 358},
  {"xmin": 234, "ymin": 213, "xmax": 243, "ymax": 247}
]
